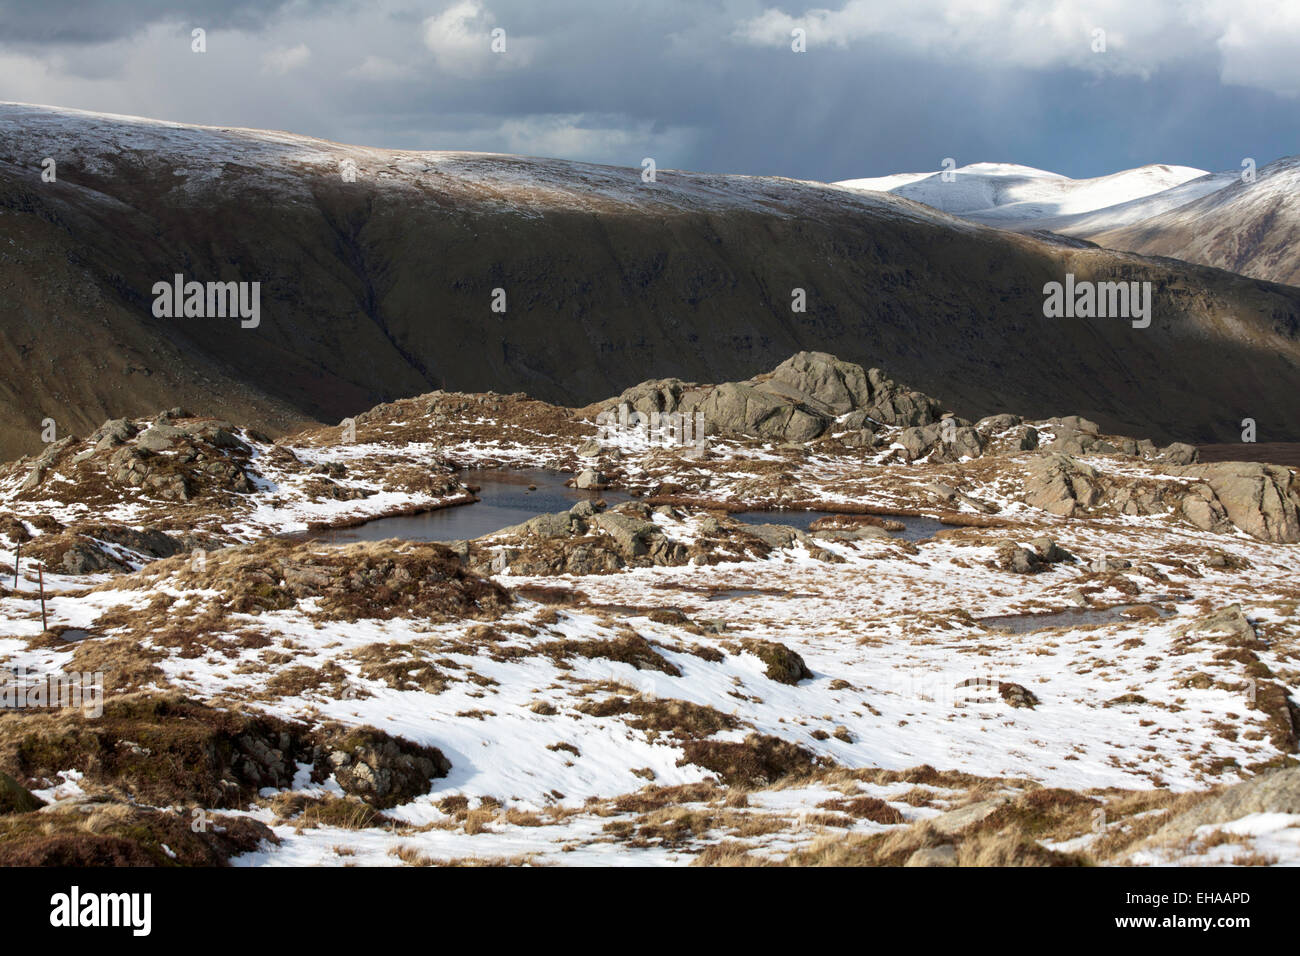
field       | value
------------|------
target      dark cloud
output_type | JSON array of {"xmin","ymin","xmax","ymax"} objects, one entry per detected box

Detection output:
[{"xmin": 0, "ymin": 0, "xmax": 343, "ymax": 44}]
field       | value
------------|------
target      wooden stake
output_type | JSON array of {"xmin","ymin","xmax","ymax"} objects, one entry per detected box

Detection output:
[
  {"xmin": 12, "ymin": 543, "xmax": 17, "ymax": 589},
  {"xmin": 38, "ymin": 565, "xmax": 47, "ymax": 631}
]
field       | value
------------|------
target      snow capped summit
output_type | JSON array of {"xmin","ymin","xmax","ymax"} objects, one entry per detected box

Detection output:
[
  {"xmin": 835, "ymin": 154, "xmax": 1300, "ymax": 288},
  {"xmin": 836, "ymin": 161, "xmax": 1214, "ymax": 231},
  {"xmin": 837, "ymin": 163, "xmax": 1067, "ymax": 219}
]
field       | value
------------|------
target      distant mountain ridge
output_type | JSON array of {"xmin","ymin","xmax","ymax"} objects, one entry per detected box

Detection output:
[
  {"xmin": 838, "ymin": 157, "xmax": 1300, "ymax": 290},
  {"xmin": 1090, "ymin": 156, "xmax": 1300, "ymax": 288},
  {"xmin": 836, "ymin": 161, "xmax": 1216, "ymax": 231}
]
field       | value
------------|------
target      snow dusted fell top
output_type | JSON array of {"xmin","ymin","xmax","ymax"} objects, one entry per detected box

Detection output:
[
  {"xmin": 1088, "ymin": 154, "xmax": 1300, "ymax": 286},
  {"xmin": 0, "ymin": 101, "xmax": 978, "ymax": 229},
  {"xmin": 836, "ymin": 160, "xmax": 1226, "ymax": 234}
]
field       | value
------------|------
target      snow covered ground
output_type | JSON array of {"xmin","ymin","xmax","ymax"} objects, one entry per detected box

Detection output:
[
  {"xmin": 0, "ymin": 365, "xmax": 1296, "ymax": 866},
  {"xmin": 2, "ymin": 407, "xmax": 1296, "ymax": 864}
]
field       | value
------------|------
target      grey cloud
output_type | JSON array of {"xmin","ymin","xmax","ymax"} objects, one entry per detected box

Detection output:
[
  {"xmin": 0, "ymin": 0, "xmax": 1295, "ymax": 183},
  {"xmin": 0, "ymin": 0, "xmax": 346, "ymax": 44}
]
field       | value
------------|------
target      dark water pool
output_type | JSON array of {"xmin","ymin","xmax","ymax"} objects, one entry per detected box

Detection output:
[
  {"xmin": 304, "ymin": 469, "xmax": 632, "ymax": 544},
  {"xmin": 305, "ymin": 469, "xmax": 946, "ymax": 546}
]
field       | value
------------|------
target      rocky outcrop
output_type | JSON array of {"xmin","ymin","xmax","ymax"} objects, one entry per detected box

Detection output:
[
  {"xmin": 700, "ymin": 382, "xmax": 829, "ymax": 442},
  {"xmin": 733, "ymin": 521, "xmax": 846, "ymax": 560},
  {"xmin": 18, "ymin": 437, "xmax": 77, "ymax": 491},
  {"xmin": 88, "ymin": 417, "xmax": 139, "ymax": 450},
  {"xmin": 1027, "ymin": 415, "xmax": 1162, "ymax": 459},
  {"xmin": 595, "ymin": 354, "xmax": 1220, "ymax": 479},
  {"xmin": 992, "ymin": 536, "xmax": 1074, "ymax": 574},
  {"xmin": 905, "ymin": 844, "xmax": 959, "ymax": 867},
  {"xmin": 1170, "ymin": 461, "xmax": 1300, "ymax": 543},
  {"xmin": 83, "ymin": 525, "xmax": 183, "ymax": 559},
  {"xmin": 0, "ymin": 692, "xmax": 451, "ymax": 812},
  {"xmin": 169, "ymin": 537, "xmax": 512, "ymax": 622},
  {"xmin": 926, "ymin": 796, "xmax": 1011, "ymax": 835},
  {"xmin": 598, "ymin": 352, "xmax": 945, "ymax": 445},
  {"xmin": 897, "ymin": 419, "xmax": 984, "ymax": 463},
  {"xmin": 20, "ymin": 525, "xmax": 186, "ymax": 575},
  {"xmin": 761, "ymin": 352, "xmax": 943, "ymax": 427},
  {"xmin": 465, "ymin": 501, "xmax": 688, "ymax": 576},
  {"xmin": 461, "ymin": 501, "xmax": 846, "ymax": 576},
  {"xmin": 102, "ymin": 415, "xmax": 257, "ymax": 501},
  {"xmin": 14, "ymin": 412, "xmax": 260, "ymax": 503},
  {"xmin": 742, "ymin": 640, "xmax": 813, "ymax": 685},
  {"xmin": 21, "ymin": 534, "xmax": 130, "ymax": 574},
  {"xmin": 1138, "ymin": 767, "xmax": 1300, "ymax": 848},
  {"xmin": 1020, "ymin": 451, "xmax": 1299, "ymax": 541},
  {"xmin": 323, "ymin": 726, "xmax": 452, "ymax": 810},
  {"xmin": 1022, "ymin": 454, "xmax": 1103, "ymax": 517},
  {"xmin": 1160, "ymin": 442, "xmax": 1199, "ymax": 465},
  {"xmin": 3, "ymin": 406, "xmax": 466, "ymax": 534},
  {"xmin": 1180, "ymin": 604, "xmax": 1262, "ymax": 648}
]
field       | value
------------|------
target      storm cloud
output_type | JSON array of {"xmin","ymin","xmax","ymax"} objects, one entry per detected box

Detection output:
[{"xmin": 0, "ymin": 0, "xmax": 1296, "ymax": 181}]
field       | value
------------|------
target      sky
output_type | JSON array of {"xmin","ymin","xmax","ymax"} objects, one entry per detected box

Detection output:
[{"xmin": 0, "ymin": 0, "xmax": 1296, "ymax": 183}]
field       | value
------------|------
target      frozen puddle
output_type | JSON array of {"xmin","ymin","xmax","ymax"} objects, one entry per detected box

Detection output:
[
  {"xmin": 705, "ymin": 587, "xmax": 792, "ymax": 601},
  {"xmin": 978, "ymin": 603, "xmax": 1176, "ymax": 634},
  {"xmin": 733, "ymin": 509, "xmax": 948, "ymax": 540}
]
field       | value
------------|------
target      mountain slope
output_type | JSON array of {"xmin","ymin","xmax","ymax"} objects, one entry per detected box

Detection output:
[
  {"xmin": 1091, "ymin": 157, "xmax": 1300, "ymax": 288},
  {"xmin": 1, "ymin": 103, "xmax": 1300, "ymax": 459}
]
